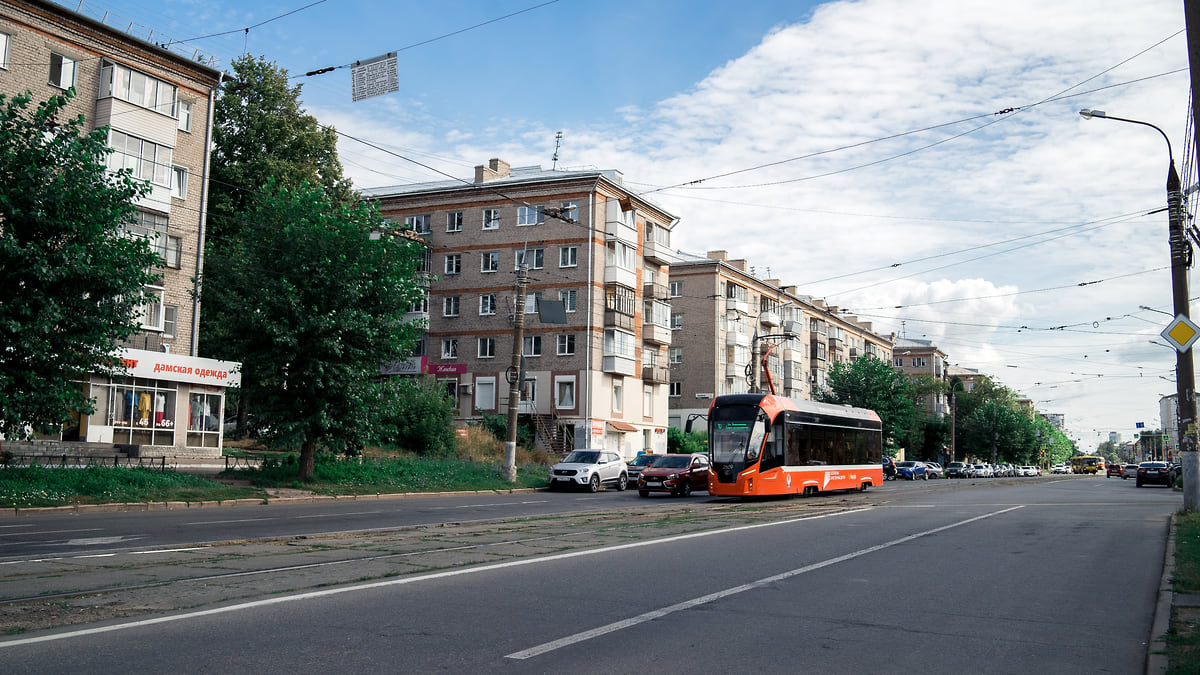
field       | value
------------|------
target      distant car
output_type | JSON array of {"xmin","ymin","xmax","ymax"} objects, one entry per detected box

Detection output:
[
  {"xmin": 637, "ymin": 453, "xmax": 710, "ymax": 497},
  {"xmin": 1051, "ymin": 464, "xmax": 1069, "ymax": 474},
  {"xmin": 924, "ymin": 462, "xmax": 943, "ymax": 479},
  {"xmin": 1020, "ymin": 466, "xmax": 1038, "ymax": 477},
  {"xmin": 1136, "ymin": 461, "xmax": 1172, "ymax": 488},
  {"xmin": 975, "ymin": 464, "xmax": 993, "ymax": 478},
  {"xmin": 895, "ymin": 461, "xmax": 928, "ymax": 480},
  {"xmin": 547, "ymin": 450, "xmax": 628, "ymax": 492},
  {"xmin": 625, "ymin": 453, "xmax": 660, "ymax": 484},
  {"xmin": 1122, "ymin": 464, "xmax": 1138, "ymax": 479},
  {"xmin": 945, "ymin": 462, "xmax": 972, "ymax": 478},
  {"xmin": 1106, "ymin": 463, "xmax": 1124, "ymax": 478},
  {"xmin": 883, "ymin": 456, "xmax": 897, "ymax": 480}
]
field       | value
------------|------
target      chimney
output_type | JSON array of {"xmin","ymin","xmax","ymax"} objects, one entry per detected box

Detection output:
[
  {"xmin": 474, "ymin": 158, "xmax": 511, "ymax": 183},
  {"xmin": 706, "ymin": 250, "xmax": 728, "ymax": 261}
]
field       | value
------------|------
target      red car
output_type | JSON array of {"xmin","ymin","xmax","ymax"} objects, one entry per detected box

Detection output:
[{"xmin": 637, "ymin": 453, "xmax": 710, "ymax": 497}]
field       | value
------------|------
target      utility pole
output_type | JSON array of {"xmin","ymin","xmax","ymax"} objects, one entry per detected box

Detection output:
[
  {"xmin": 1182, "ymin": 0, "xmax": 1200, "ymax": 509},
  {"xmin": 502, "ymin": 266, "xmax": 528, "ymax": 482}
]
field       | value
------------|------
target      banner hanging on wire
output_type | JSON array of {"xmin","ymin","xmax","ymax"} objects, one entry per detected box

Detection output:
[{"xmin": 351, "ymin": 52, "xmax": 398, "ymax": 102}]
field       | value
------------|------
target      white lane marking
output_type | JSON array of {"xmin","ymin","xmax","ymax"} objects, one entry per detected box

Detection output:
[
  {"xmin": 507, "ymin": 505, "xmax": 1025, "ymax": 660},
  {"xmin": 294, "ymin": 511, "xmax": 384, "ymax": 519},
  {"xmin": 0, "ymin": 525, "xmax": 34, "ymax": 530},
  {"xmin": 129, "ymin": 547, "xmax": 210, "ymax": 555},
  {"xmin": 0, "ymin": 508, "xmax": 873, "ymax": 647},
  {"xmin": 183, "ymin": 518, "xmax": 276, "ymax": 525}
]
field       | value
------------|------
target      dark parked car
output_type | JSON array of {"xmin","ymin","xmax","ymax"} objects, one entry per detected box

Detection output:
[
  {"xmin": 894, "ymin": 460, "xmax": 928, "ymax": 480},
  {"xmin": 945, "ymin": 462, "xmax": 972, "ymax": 478},
  {"xmin": 883, "ymin": 457, "xmax": 896, "ymax": 480},
  {"xmin": 638, "ymin": 453, "xmax": 710, "ymax": 497},
  {"xmin": 625, "ymin": 453, "xmax": 660, "ymax": 484},
  {"xmin": 1136, "ymin": 461, "xmax": 1172, "ymax": 488}
]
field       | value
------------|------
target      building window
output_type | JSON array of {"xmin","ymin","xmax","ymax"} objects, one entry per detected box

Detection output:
[
  {"xmin": 557, "ymin": 334, "xmax": 575, "ymax": 356},
  {"xmin": 447, "ymin": 211, "xmax": 463, "ymax": 232},
  {"xmin": 643, "ymin": 385, "xmax": 653, "ymax": 417},
  {"xmin": 669, "ymin": 382, "xmax": 681, "ymax": 397},
  {"xmin": 408, "ymin": 296, "xmax": 429, "ymax": 314},
  {"xmin": 669, "ymin": 281, "xmax": 682, "ymax": 297},
  {"xmin": 480, "ymin": 294, "xmax": 496, "ymax": 315},
  {"xmin": 49, "ymin": 52, "xmax": 78, "ymax": 89},
  {"xmin": 604, "ymin": 329, "xmax": 635, "ymax": 358},
  {"xmin": 176, "ymin": 99, "xmax": 193, "ymax": 132},
  {"xmin": 124, "ymin": 210, "xmax": 169, "ymax": 261},
  {"xmin": 165, "ymin": 235, "xmax": 182, "ymax": 269},
  {"xmin": 445, "ymin": 254, "xmax": 461, "ymax": 275},
  {"xmin": 523, "ymin": 335, "xmax": 542, "ymax": 357},
  {"xmin": 163, "ymin": 305, "xmax": 178, "ymax": 339},
  {"xmin": 524, "ymin": 292, "xmax": 541, "ymax": 314},
  {"xmin": 483, "ymin": 208, "xmax": 500, "ymax": 230},
  {"xmin": 913, "ymin": 357, "xmax": 927, "ymax": 367},
  {"xmin": 894, "ymin": 358, "xmax": 904, "ymax": 367},
  {"xmin": 172, "ymin": 166, "xmax": 188, "ymax": 199},
  {"xmin": 613, "ymin": 378, "xmax": 623, "ymax": 413},
  {"xmin": 481, "ymin": 252, "xmax": 498, "ymax": 273},
  {"xmin": 100, "ymin": 60, "xmax": 177, "ymax": 116},
  {"xmin": 107, "ymin": 130, "xmax": 173, "ymax": 186},
  {"xmin": 515, "ymin": 248, "xmax": 544, "ymax": 269},
  {"xmin": 560, "ymin": 246, "xmax": 577, "ymax": 268},
  {"xmin": 560, "ymin": 201, "xmax": 578, "ymax": 222},
  {"xmin": 669, "ymin": 347, "xmax": 682, "ymax": 364},
  {"xmin": 475, "ymin": 377, "xmax": 496, "ymax": 411},
  {"xmin": 517, "ymin": 205, "xmax": 544, "ymax": 226},
  {"xmin": 671, "ymin": 314, "xmax": 682, "ymax": 330},
  {"xmin": 606, "ymin": 240, "xmax": 635, "ymax": 270},
  {"xmin": 442, "ymin": 339, "xmax": 458, "ymax": 359},
  {"xmin": 555, "ymin": 376, "xmax": 576, "ymax": 409},
  {"xmin": 139, "ymin": 286, "xmax": 165, "ymax": 330},
  {"xmin": 478, "ymin": 337, "xmax": 496, "ymax": 358},
  {"xmin": 403, "ymin": 214, "xmax": 431, "ymax": 234},
  {"xmin": 443, "ymin": 296, "xmax": 460, "ymax": 317},
  {"xmin": 559, "ymin": 289, "xmax": 576, "ymax": 313},
  {"xmin": 0, "ymin": 32, "xmax": 10, "ymax": 70}
]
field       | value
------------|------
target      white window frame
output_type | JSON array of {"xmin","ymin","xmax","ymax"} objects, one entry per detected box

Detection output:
[
  {"xmin": 447, "ymin": 211, "xmax": 463, "ymax": 232},
  {"xmin": 669, "ymin": 382, "xmax": 681, "ymax": 398},
  {"xmin": 559, "ymin": 289, "xmax": 577, "ymax": 313},
  {"xmin": 404, "ymin": 214, "xmax": 431, "ymax": 234},
  {"xmin": 481, "ymin": 252, "xmax": 498, "ymax": 273},
  {"xmin": 613, "ymin": 378, "xmax": 623, "ymax": 413},
  {"xmin": 559, "ymin": 246, "xmax": 577, "ymax": 268},
  {"xmin": 475, "ymin": 376, "xmax": 497, "ymax": 411},
  {"xmin": 523, "ymin": 335, "xmax": 542, "ymax": 357},
  {"xmin": 643, "ymin": 385, "xmax": 653, "ymax": 417},
  {"xmin": 443, "ymin": 296, "xmax": 460, "ymax": 317},
  {"xmin": 515, "ymin": 248, "xmax": 544, "ymax": 270},
  {"xmin": 0, "ymin": 31, "xmax": 10, "ymax": 70},
  {"xmin": 524, "ymin": 292, "xmax": 541, "ymax": 314},
  {"xmin": 177, "ymin": 99, "xmax": 193, "ymax": 132},
  {"xmin": 172, "ymin": 166, "xmax": 188, "ymax": 199},
  {"xmin": 107, "ymin": 130, "xmax": 173, "ymax": 187},
  {"xmin": 49, "ymin": 52, "xmax": 78, "ymax": 89},
  {"xmin": 445, "ymin": 254, "xmax": 461, "ymax": 275},
  {"xmin": 478, "ymin": 337, "xmax": 496, "ymax": 359},
  {"xmin": 482, "ymin": 208, "xmax": 500, "ymax": 230},
  {"xmin": 671, "ymin": 313, "xmax": 682, "ymax": 330},
  {"xmin": 557, "ymin": 334, "xmax": 575, "ymax": 356},
  {"xmin": 163, "ymin": 304, "xmax": 178, "ymax": 339},
  {"xmin": 100, "ymin": 59, "xmax": 177, "ymax": 116},
  {"xmin": 554, "ymin": 375, "xmax": 576, "ymax": 409},
  {"xmin": 604, "ymin": 329, "xmax": 635, "ymax": 358},
  {"xmin": 442, "ymin": 338, "xmax": 458, "ymax": 359},
  {"xmin": 669, "ymin": 281, "xmax": 682, "ymax": 297},
  {"xmin": 480, "ymin": 294, "xmax": 496, "ymax": 315},
  {"xmin": 560, "ymin": 201, "xmax": 578, "ymax": 222},
  {"xmin": 669, "ymin": 347, "xmax": 682, "ymax": 364},
  {"xmin": 517, "ymin": 205, "xmax": 544, "ymax": 226},
  {"xmin": 139, "ymin": 285, "xmax": 165, "ymax": 330},
  {"xmin": 165, "ymin": 235, "xmax": 182, "ymax": 269}
]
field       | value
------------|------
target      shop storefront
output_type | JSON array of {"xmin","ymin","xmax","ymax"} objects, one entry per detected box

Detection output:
[{"xmin": 79, "ymin": 348, "xmax": 241, "ymax": 457}]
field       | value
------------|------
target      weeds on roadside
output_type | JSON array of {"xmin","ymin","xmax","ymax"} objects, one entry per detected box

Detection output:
[{"xmin": 0, "ymin": 465, "xmax": 263, "ymax": 508}]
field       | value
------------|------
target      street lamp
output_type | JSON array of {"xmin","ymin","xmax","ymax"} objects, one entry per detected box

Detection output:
[{"xmin": 1081, "ymin": 108, "xmax": 1198, "ymax": 509}]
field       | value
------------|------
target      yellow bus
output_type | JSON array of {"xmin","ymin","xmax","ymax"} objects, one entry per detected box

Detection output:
[{"xmin": 1069, "ymin": 455, "xmax": 1105, "ymax": 474}]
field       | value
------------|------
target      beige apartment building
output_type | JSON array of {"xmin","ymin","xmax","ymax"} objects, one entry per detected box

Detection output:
[
  {"xmin": 892, "ymin": 338, "xmax": 949, "ymax": 416},
  {"xmin": 1, "ymin": 0, "xmax": 239, "ymax": 456},
  {"xmin": 362, "ymin": 159, "xmax": 678, "ymax": 457},
  {"xmin": 667, "ymin": 251, "xmax": 894, "ymax": 429}
]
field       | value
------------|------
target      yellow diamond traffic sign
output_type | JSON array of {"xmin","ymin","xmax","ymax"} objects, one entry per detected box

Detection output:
[{"xmin": 1161, "ymin": 314, "xmax": 1200, "ymax": 352}]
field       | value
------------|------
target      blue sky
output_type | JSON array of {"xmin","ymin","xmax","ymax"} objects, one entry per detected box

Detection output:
[{"xmin": 58, "ymin": 0, "xmax": 1194, "ymax": 449}]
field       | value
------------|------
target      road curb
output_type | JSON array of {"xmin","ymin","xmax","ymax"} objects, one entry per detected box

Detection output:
[{"xmin": 1148, "ymin": 512, "xmax": 1175, "ymax": 674}]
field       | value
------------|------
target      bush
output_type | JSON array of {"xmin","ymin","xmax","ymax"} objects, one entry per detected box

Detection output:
[
  {"xmin": 469, "ymin": 411, "xmax": 535, "ymax": 450},
  {"xmin": 373, "ymin": 377, "xmax": 458, "ymax": 456},
  {"xmin": 668, "ymin": 426, "xmax": 707, "ymax": 454}
]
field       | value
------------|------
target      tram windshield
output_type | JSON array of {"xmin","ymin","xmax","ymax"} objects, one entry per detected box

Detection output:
[{"xmin": 710, "ymin": 404, "xmax": 768, "ymax": 464}]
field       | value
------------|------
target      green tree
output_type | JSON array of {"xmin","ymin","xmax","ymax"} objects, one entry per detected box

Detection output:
[
  {"xmin": 199, "ymin": 180, "xmax": 425, "ymax": 480},
  {"xmin": 815, "ymin": 355, "xmax": 917, "ymax": 453},
  {"xmin": 0, "ymin": 90, "xmax": 158, "ymax": 440},
  {"xmin": 667, "ymin": 426, "xmax": 707, "ymax": 454},
  {"xmin": 208, "ymin": 55, "xmax": 354, "ymax": 240}
]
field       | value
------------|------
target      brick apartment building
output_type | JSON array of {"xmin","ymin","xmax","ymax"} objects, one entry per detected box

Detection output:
[
  {"xmin": 667, "ymin": 250, "xmax": 895, "ymax": 429},
  {"xmin": 1, "ymin": 0, "xmax": 239, "ymax": 456},
  {"xmin": 892, "ymin": 337, "xmax": 949, "ymax": 416},
  {"xmin": 362, "ymin": 159, "xmax": 678, "ymax": 457}
]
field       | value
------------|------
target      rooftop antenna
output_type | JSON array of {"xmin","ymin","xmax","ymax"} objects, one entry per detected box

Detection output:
[{"xmin": 552, "ymin": 131, "xmax": 563, "ymax": 170}]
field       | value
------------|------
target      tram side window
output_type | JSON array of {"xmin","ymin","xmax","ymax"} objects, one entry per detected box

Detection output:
[{"xmin": 786, "ymin": 425, "xmax": 802, "ymax": 466}]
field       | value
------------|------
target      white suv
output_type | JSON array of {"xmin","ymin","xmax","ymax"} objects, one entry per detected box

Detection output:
[{"xmin": 547, "ymin": 450, "xmax": 629, "ymax": 492}]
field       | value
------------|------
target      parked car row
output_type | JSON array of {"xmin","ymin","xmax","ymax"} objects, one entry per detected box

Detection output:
[
  {"xmin": 943, "ymin": 462, "xmax": 1042, "ymax": 478},
  {"xmin": 547, "ymin": 451, "xmax": 712, "ymax": 497}
]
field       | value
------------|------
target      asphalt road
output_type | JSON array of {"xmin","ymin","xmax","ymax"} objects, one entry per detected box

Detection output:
[{"xmin": 0, "ymin": 475, "xmax": 1177, "ymax": 673}]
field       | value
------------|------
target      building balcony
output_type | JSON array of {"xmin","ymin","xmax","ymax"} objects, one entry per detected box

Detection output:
[
  {"xmin": 726, "ymin": 331, "xmax": 751, "ymax": 348},
  {"xmin": 643, "ymin": 238, "xmax": 674, "ymax": 264},
  {"xmin": 643, "ymin": 322, "xmax": 672, "ymax": 345},
  {"xmin": 642, "ymin": 365, "xmax": 671, "ymax": 384},
  {"xmin": 603, "ymin": 354, "xmax": 638, "ymax": 376},
  {"xmin": 726, "ymin": 298, "xmax": 750, "ymax": 316},
  {"xmin": 604, "ymin": 309, "xmax": 636, "ymax": 332},
  {"xmin": 643, "ymin": 282, "xmax": 670, "ymax": 301},
  {"xmin": 759, "ymin": 310, "xmax": 781, "ymax": 327},
  {"xmin": 604, "ymin": 265, "xmax": 637, "ymax": 289},
  {"xmin": 782, "ymin": 348, "xmax": 800, "ymax": 363},
  {"xmin": 726, "ymin": 361, "xmax": 748, "ymax": 379}
]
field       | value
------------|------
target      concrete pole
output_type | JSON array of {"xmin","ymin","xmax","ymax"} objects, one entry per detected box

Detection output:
[{"xmin": 503, "ymin": 266, "xmax": 528, "ymax": 482}]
